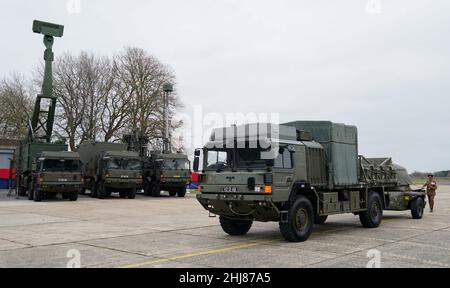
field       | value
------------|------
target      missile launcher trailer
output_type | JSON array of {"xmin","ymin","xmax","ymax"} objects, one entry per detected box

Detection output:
[
  {"xmin": 195, "ymin": 121, "xmax": 426, "ymax": 242},
  {"xmin": 78, "ymin": 142, "xmax": 141, "ymax": 199}
]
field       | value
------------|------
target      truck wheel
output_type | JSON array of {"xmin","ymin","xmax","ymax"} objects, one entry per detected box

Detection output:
[
  {"xmin": 143, "ymin": 182, "xmax": 152, "ymax": 196},
  {"xmin": 69, "ymin": 192, "xmax": 78, "ymax": 201},
  {"xmin": 62, "ymin": 193, "xmax": 69, "ymax": 200},
  {"xmin": 27, "ymin": 183, "xmax": 34, "ymax": 200},
  {"xmin": 34, "ymin": 185, "xmax": 42, "ymax": 202},
  {"xmin": 169, "ymin": 190, "xmax": 177, "ymax": 197},
  {"xmin": 359, "ymin": 192, "xmax": 383, "ymax": 228},
  {"xmin": 219, "ymin": 217, "xmax": 253, "ymax": 236},
  {"xmin": 177, "ymin": 187, "xmax": 187, "ymax": 198},
  {"xmin": 411, "ymin": 197, "xmax": 425, "ymax": 219},
  {"xmin": 91, "ymin": 183, "xmax": 98, "ymax": 198},
  {"xmin": 279, "ymin": 196, "xmax": 314, "ymax": 242},
  {"xmin": 314, "ymin": 215, "xmax": 328, "ymax": 225},
  {"xmin": 151, "ymin": 183, "xmax": 161, "ymax": 197},
  {"xmin": 128, "ymin": 187, "xmax": 137, "ymax": 199},
  {"xmin": 80, "ymin": 188, "xmax": 86, "ymax": 195},
  {"xmin": 97, "ymin": 182, "xmax": 106, "ymax": 199}
]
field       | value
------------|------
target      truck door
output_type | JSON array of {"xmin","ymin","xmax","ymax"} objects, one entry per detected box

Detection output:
[{"xmin": 272, "ymin": 147, "xmax": 295, "ymax": 200}]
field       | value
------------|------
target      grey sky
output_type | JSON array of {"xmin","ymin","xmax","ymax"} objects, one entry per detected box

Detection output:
[{"xmin": 0, "ymin": 0, "xmax": 449, "ymax": 172}]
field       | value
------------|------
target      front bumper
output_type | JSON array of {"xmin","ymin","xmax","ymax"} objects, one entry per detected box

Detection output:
[
  {"xmin": 197, "ymin": 193, "xmax": 280, "ymax": 222},
  {"xmin": 104, "ymin": 178, "xmax": 140, "ymax": 189},
  {"xmin": 39, "ymin": 182, "xmax": 83, "ymax": 193}
]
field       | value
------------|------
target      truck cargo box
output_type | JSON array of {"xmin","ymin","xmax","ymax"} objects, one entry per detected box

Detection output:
[
  {"xmin": 17, "ymin": 142, "xmax": 68, "ymax": 174},
  {"xmin": 283, "ymin": 121, "xmax": 358, "ymax": 188},
  {"xmin": 77, "ymin": 142, "xmax": 129, "ymax": 176}
]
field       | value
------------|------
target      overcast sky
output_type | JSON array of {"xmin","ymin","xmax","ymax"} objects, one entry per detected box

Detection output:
[{"xmin": 0, "ymin": 0, "xmax": 449, "ymax": 172}]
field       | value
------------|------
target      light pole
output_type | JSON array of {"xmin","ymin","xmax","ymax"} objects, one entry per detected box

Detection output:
[{"xmin": 163, "ymin": 83, "xmax": 173, "ymax": 153}]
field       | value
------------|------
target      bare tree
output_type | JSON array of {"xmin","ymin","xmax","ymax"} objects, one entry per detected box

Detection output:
[
  {"xmin": 114, "ymin": 47, "xmax": 182, "ymax": 149},
  {"xmin": 0, "ymin": 75, "xmax": 33, "ymax": 139}
]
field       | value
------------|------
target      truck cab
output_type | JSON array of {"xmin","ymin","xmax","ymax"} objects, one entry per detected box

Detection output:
[
  {"xmin": 29, "ymin": 151, "xmax": 83, "ymax": 202},
  {"xmin": 143, "ymin": 152, "xmax": 191, "ymax": 197}
]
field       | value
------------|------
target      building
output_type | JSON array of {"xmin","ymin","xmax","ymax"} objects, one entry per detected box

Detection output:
[{"xmin": 0, "ymin": 139, "xmax": 19, "ymax": 189}]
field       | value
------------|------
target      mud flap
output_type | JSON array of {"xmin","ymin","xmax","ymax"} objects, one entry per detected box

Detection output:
[{"xmin": 280, "ymin": 211, "xmax": 289, "ymax": 223}]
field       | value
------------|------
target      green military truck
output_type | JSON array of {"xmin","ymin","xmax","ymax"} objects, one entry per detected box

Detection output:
[
  {"xmin": 142, "ymin": 152, "xmax": 191, "ymax": 198},
  {"xmin": 16, "ymin": 143, "xmax": 82, "ymax": 202},
  {"xmin": 78, "ymin": 142, "xmax": 141, "ymax": 199},
  {"xmin": 194, "ymin": 121, "xmax": 426, "ymax": 242}
]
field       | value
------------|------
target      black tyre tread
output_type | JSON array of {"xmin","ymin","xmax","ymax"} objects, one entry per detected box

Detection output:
[
  {"xmin": 359, "ymin": 192, "xmax": 383, "ymax": 228},
  {"xmin": 177, "ymin": 187, "xmax": 187, "ymax": 198},
  {"xmin": 69, "ymin": 192, "xmax": 78, "ymax": 201},
  {"xmin": 219, "ymin": 217, "xmax": 253, "ymax": 236},
  {"xmin": 279, "ymin": 196, "xmax": 314, "ymax": 242},
  {"xmin": 411, "ymin": 197, "xmax": 424, "ymax": 219}
]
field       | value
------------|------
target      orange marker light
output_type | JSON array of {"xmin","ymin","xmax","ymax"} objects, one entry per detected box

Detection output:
[{"xmin": 264, "ymin": 185, "xmax": 272, "ymax": 194}]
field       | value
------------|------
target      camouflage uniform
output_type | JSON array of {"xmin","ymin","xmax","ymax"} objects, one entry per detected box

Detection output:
[{"xmin": 423, "ymin": 179, "xmax": 438, "ymax": 211}]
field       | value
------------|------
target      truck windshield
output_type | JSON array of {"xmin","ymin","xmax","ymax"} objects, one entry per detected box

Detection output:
[
  {"xmin": 162, "ymin": 159, "xmax": 190, "ymax": 170},
  {"xmin": 42, "ymin": 159, "xmax": 81, "ymax": 172},
  {"xmin": 236, "ymin": 148, "xmax": 267, "ymax": 169},
  {"xmin": 205, "ymin": 150, "xmax": 230, "ymax": 171},
  {"xmin": 106, "ymin": 158, "xmax": 141, "ymax": 170}
]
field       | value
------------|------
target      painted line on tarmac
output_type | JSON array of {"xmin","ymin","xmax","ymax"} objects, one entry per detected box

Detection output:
[{"xmin": 119, "ymin": 240, "xmax": 276, "ymax": 268}]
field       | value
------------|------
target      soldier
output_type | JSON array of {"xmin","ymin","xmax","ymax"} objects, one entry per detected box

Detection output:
[{"xmin": 422, "ymin": 174, "xmax": 438, "ymax": 213}]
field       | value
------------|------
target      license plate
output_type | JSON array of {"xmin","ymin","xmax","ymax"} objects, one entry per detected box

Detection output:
[{"xmin": 223, "ymin": 186, "xmax": 239, "ymax": 193}]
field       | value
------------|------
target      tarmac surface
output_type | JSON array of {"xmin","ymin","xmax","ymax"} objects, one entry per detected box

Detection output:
[{"xmin": 0, "ymin": 186, "xmax": 449, "ymax": 268}]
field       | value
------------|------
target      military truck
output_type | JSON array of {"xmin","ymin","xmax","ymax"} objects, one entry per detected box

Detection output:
[
  {"xmin": 15, "ymin": 20, "xmax": 83, "ymax": 202},
  {"xmin": 26, "ymin": 151, "xmax": 82, "ymax": 202},
  {"xmin": 142, "ymin": 152, "xmax": 191, "ymax": 197},
  {"xmin": 78, "ymin": 142, "xmax": 141, "ymax": 199},
  {"xmin": 122, "ymin": 134, "xmax": 191, "ymax": 198},
  {"xmin": 194, "ymin": 121, "xmax": 426, "ymax": 242}
]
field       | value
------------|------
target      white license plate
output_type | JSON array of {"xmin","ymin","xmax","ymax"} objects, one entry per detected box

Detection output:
[{"xmin": 223, "ymin": 186, "xmax": 239, "ymax": 193}]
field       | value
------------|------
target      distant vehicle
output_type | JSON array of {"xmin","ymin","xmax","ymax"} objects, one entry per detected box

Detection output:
[
  {"xmin": 77, "ymin": 142, "xmax": 141, "ymax": 199},
  {"xmin": 142, "ymin": 152, "xmax": 191, "ymax": 197},
  {"xmin": 194, "ymin": 121, "xmax": 426, "ymax": 242}
]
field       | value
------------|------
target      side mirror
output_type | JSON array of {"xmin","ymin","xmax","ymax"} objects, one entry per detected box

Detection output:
[{"xmin": 193, "ymin": 158, "xmax": 200, "ymax": 172}]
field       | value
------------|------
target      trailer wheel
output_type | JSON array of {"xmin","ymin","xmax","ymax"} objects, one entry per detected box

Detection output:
[
  {"xmin": 279, "ymin": 195, "xmax": 314, "ymax": 242},
  {"xmin": 359, "ymin": 192, "xmax": 383, "ymax": 228},
  {"xmin": 219, "ymin": 216, "xmax": 253, "ymax": 236},
  {"xmin": 151, "ymin": 183, "xmax": 161, "ymax": 197},
  {"xmin": 411, "ymin": 197, "xmax": 425, "ymax": 219},
  {"xmin": 177, "ymin": 187, "xmax": 187, "ymax": 198},
  {"xmin": 314, "ymin": 215, "xmax": 328, "ymax": 225}
]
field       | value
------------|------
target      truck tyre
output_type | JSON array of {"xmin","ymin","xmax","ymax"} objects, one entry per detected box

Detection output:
[
  {"xmin": 80, "ymin": 188, "xmax": 86, "ymax": 195},
  {"xmin": 27, "ymin": 183, "xmax": 34, "ymax": 200},
  {"xmin": 219, "ymin": 216, "xmax": 253, "ymax": 236},
  {"xmin": 177, "ymin": 187, "xmax": 187, "ymax": 198},
  {"xmin": 91, "ymin": 183, "xmax": 98, "ymax": 198},
  {"xmin": 151, "ymin": 183, "xmax": 161, "ymax": 197},
  {"xmin": 97, "ymin": 181, "xmax": 106, "ymax": 199},
  {"xmin": 69, "ymin": 192, "xmax": 78, "ymax": 201},
  {"xmin": 359, "ymin": 192, "xmax": 383, "ymax": 228},
  {"xmin": 128, "ymin": 187, "xmax": 137, "ymax": 199},
  {"xmin": 169, "ymin": 190, "xmax": 177, "ymax": 197},
  {"xmin": 411, "ymin": 197, "xmax": 425, "ymax": 219},
  {"xmin": 279, "ymin": 196, "xmax": 314, "ymax": 242},
  {"xmin": 62, "ymin": 193, "xmax": 69, "ymax": 200},
  {"xmin": 143, "ymin": 182, "xmax": 152, "ymax": 196},
  {"xmin": 314, "ymin": 215, "xmax": 328, "ymax": 225},
  {"xmin": 34, "ymin": 185, "xmax": 42, "ymax": 202}
]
